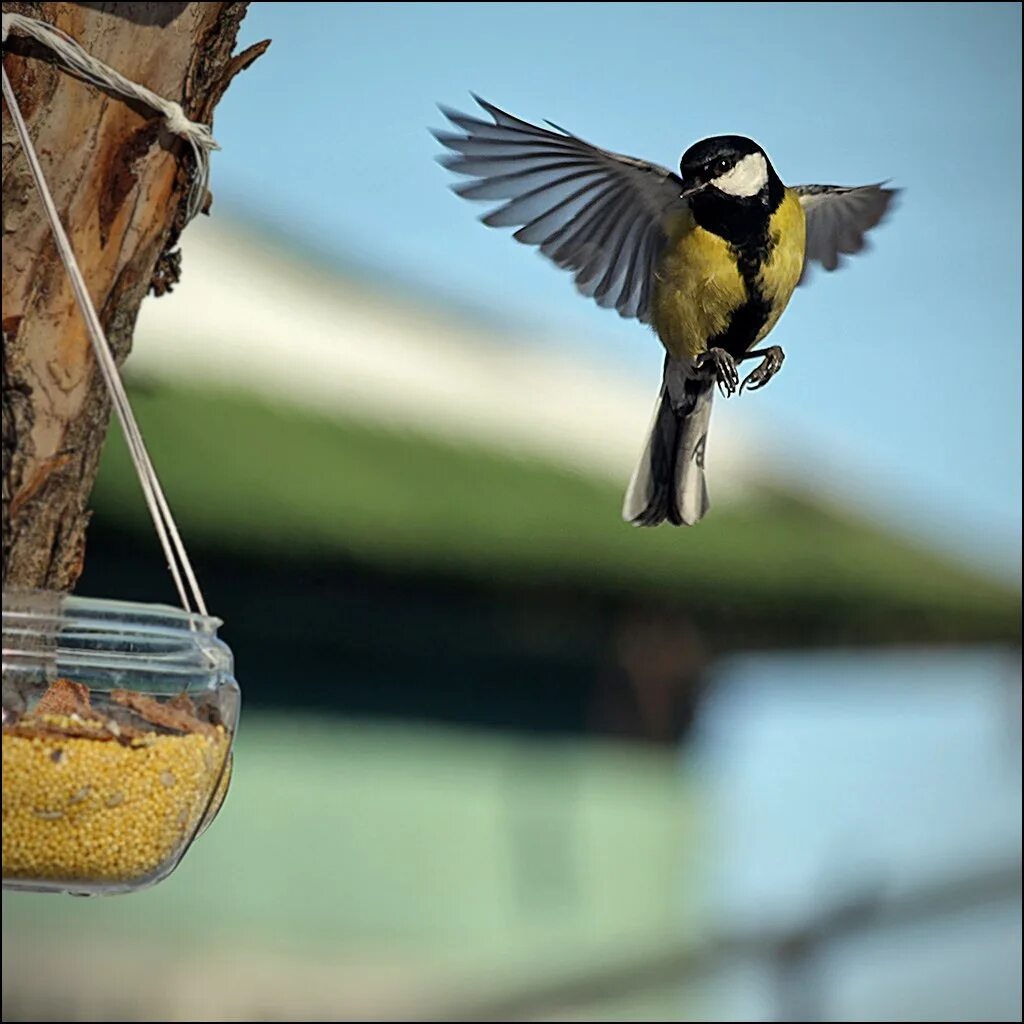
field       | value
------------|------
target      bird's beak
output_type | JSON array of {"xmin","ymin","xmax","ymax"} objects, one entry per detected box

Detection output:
[{"xmin": 678, "ymin": 179, "xmax": 706, "ymax": 200}]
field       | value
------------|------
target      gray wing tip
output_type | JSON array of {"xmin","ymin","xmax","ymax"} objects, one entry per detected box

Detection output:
[
  {"xmin": 430, "ymin": 126, "xmax": 459, "ymax": 148},
  {"xmin": 865, "ymin": 179, "xmax": 902, "ymax": 202},
  {"xmin": 472, "ymin": 93, "xmax": 542, "ymax": 131},
  {"xmin": 436, "ymin": 94, "xmax": 532, "ymax": 134},
  {"xmin": 862, "ymin": 181, "xmax": 902, "ymax": 231},
  {"xmin": 877, "ymin": 181, "xmax": 902, "ymax": 211},
  {"xmin": 479, "ymin": 206, "xmax": 515, "ymax": 228},
  {"xmin": 434, "ymin": 100, "xmax": 481, "ymax": 154},
  {"xmin": 436, "ymin": 100, "xmax": 493, "ymax": 134},
  {"xmin": 470, "ymin": 91, "xmax": 496, "ymax": 116},
  {"xmin": 436, "ymin": 102, "xmax": 465, "ymax": 124}
]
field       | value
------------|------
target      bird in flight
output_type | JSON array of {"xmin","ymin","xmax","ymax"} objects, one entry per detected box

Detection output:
[{"xmin": 434, "ymin": 97, "xmax": 897, "ymax": 526}]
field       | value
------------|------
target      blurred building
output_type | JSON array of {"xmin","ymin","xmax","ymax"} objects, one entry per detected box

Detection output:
[{"xmin": 75, "ymin": 215, "xmax": 1019, "ymax": 742}]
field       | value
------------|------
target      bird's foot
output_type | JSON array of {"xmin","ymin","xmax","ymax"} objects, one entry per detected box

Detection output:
[
  {"xmin": 697, "ymin": 347, "xmax": 739, "ymax": 397},
  {"xmin": 740, "ymin": 346, "xmax": 785, "ymax": 393}
]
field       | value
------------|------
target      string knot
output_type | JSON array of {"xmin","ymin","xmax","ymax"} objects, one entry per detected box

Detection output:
[{"xmin": 2, "ymin": 11, "xmax": 219, "ymax": 223}]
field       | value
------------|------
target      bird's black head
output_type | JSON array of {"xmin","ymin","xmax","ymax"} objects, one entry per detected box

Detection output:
[
  {"xmin": 678, "ymin": 135, "xmax": 784, "ymax": 241},
  {"xmin": 679, "ymin": 135, "xmax": 779, "ymax": 203}
]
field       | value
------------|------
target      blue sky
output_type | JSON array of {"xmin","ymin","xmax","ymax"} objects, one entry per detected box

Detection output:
[{"xmin": 209, "ymin": 2, "xmax": 1021, "ymax": 575}]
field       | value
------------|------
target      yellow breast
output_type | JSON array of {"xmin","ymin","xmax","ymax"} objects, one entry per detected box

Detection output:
[
  {"xmin": 651, "ymin": 189, "xmax": 806, "ymax": 361},
  {"xmin": 754, "ymin": 189, "xmax": 806, "ymax": 343},
  {"xmin": 651, "ymin": 209, "xmax": 745, "ymax": 361}
]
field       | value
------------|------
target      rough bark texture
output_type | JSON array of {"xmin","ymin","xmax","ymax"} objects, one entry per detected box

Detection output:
[{"xmin": 1, "ymin": 1, "xmax": 267, "ymax": 591}]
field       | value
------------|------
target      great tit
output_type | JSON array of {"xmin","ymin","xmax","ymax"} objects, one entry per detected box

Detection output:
[{"xmin": 434, "ymin": 97, "xmax": 897, "ymax": 526}]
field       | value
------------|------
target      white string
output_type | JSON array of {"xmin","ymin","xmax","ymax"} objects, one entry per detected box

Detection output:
[
  {"xmin": 1, "ymin": 11, "xmax": 219, "ymax": 222},
  {"xmin": 2, "ymin": 65, "xmax": 208, "ymax": 617}
]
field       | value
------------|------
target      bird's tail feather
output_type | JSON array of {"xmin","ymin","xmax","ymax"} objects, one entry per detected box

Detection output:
[{"xmin": 622, "ymin": 374, "xmax": 714, "ymax": 527}]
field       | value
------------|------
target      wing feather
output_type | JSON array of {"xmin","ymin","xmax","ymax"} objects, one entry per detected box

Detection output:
[
  {"xmin": 795, "ymin": 183, "xmax": 898, "ymax": 283},
  {"xmin": 434, "ymin": 97, "xmax": 685, "ymax": 323}
]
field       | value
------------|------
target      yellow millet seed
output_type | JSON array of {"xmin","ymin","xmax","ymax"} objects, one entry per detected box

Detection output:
[{"xmin": 2, "ymin": 717, "xmax": 230, "ymax": 885}]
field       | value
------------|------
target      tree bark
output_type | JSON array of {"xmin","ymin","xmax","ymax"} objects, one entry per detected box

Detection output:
[{"xmin": 1, "ymin": 1, "xmax": 268, "ymax": 591}]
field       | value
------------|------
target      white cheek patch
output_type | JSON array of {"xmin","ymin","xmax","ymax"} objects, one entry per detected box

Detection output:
[{"xmin": 711, "ymin": 152, "xmax": 768, "ymax": 197}]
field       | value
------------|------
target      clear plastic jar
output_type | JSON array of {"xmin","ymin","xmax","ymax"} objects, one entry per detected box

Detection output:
[{"xmin": 2, "ymin": 590, "xmax": 239, "ymax": 895}]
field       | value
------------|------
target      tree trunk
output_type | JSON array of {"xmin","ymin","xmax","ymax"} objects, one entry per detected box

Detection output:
[{"xmin": 1, "ymin": 1, "xmax": 268, "ymax": 591}]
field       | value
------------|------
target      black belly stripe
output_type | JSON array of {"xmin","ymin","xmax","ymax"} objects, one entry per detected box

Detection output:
[
  {"xmin": 690, "ymin": 176, "xmax": 785, "ymax": 359},
  {"xmin": 708, "ymin": 230, "xmax": 775, "ymax": 359}
]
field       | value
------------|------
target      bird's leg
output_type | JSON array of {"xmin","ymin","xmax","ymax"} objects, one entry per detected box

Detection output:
[
  {"xmin": 738, "ymin": 345, "xmax": 785, "ymax": 393},
  {"xmin": 696, "ymin": 347, "xmax": 739, "ymax": 397}
]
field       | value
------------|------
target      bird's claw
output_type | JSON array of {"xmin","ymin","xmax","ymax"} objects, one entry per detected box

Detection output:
[
  {"xmin": 740, "ymin": 346, "xmax": 785, "ymax": 393},
  {"xmin": 697, "ymin": 347, "xmax": 739, "ymax": 397}
]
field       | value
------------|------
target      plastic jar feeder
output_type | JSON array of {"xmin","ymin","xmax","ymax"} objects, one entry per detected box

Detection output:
[{"xmin": 2, "ymin": 591, "xmax": 239, "ymax": 895}]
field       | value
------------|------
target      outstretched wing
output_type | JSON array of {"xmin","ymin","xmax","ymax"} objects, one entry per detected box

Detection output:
[
  {"xmin": 794, "ymin": 183, "xmax": 898, "ymax": 283},
  {"xmin": 434, "ymin": 96, "xmax": 685, "ymax": 323}
]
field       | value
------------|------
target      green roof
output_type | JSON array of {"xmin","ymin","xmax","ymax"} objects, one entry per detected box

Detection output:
[{"xmin": 91, "ymin": 380, "xmax": 1020, "ymax": 644}]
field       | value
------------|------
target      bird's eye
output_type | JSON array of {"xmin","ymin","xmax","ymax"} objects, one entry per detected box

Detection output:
[{"xmin": 714, "ymin": 158, "xmax": 731, "ymax": 175}]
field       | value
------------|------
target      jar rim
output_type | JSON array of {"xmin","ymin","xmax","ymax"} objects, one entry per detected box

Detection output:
[
  {"xmin": 2, "ymin": 589, "xmax": 232, "ymax": 682},
  {"xmin": 63, "ymin": 593, "xmax": 223, "ymax": 632},
  {"xmin": 2, "ymin": 589, "xmax": 223, "ymax": 635}
]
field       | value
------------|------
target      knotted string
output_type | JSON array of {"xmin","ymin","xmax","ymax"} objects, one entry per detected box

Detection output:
[
  {"xmin": 2, "ymin": 11, "xmax": 219, "ymax": 221},
  {"xmin": 2, "ymin": 17, "xmax": 210, "ymax": 615}
]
